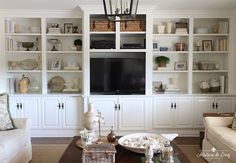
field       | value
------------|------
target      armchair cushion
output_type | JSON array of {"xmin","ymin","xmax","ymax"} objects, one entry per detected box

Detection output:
[{"xmin": 0, "ymin": 94, "xmax": 15, "ymax": 131}]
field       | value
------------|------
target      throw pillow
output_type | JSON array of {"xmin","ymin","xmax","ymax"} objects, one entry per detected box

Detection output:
[
  {"xmin": 0, "ymin": 94, "xmax": 15, "ymax": 130},
  {"xmin": 232, "ymin": 112, "xmax": 236, "ymax": 130}
]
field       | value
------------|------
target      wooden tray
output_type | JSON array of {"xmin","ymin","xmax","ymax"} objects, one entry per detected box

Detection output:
[{"xmin": 76, "ymin": 136, "xmax": 118, "ymax": 149}]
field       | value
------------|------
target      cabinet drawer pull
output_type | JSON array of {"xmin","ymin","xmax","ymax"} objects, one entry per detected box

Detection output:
[
  {"xmin": 171, "ymin": 103, "xmax": 173, "ymax": 109},
  {"xmin": 20, "ymin": 103, "xmax": 23, "ymax": 109},
  {"xmin": 174, "ymin": 103, "xmax": 176, "ymax": 109},
  {"xmin": 212, "ymin": 103, "xmax": 215, "ymax": 109},
  {"xmin": 114, "ymin": 104, "xmax": 117, "ymax": 110},
  {"xmin": 215, "ymin": 102, "xmax": 218, "ymax": 109},
  {"xmin": 118, "ymin": 104, "xmax": 120, "ymax": 110},
  {"xmin": 61, "ymin": 103, "xmax": 64, "ymax": 109},
  {"xmin": 58, "ymin": 103, "xmax": 61, "ymax": 109},
  {"xmin": 16, "ymin": 103, "xmax": 19, "ymax": 109}
]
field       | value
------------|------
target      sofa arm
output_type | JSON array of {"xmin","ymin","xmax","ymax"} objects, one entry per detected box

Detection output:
[
  {"xmin": 204, "ymin": 117, "xmax": 233, "ymax": 129},
  {"xmin": 12, "ymin": 118, "xmax": 31, "ymax": 132}
]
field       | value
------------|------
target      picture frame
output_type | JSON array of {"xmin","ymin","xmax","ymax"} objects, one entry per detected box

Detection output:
[
  {"xmin": 64, "ymin": 23, "xmax": 73, "ymax": 33},
  {"xmin": 202, "ymin": 40, "xmax": 213, "ymax": 51},
  {"xmin": 174, "ymin": 61, "xmax": 187, "ymax": 70},
  {"xmin": 51, "ymin": 58, "xmax": 61, "ymax": 70}
]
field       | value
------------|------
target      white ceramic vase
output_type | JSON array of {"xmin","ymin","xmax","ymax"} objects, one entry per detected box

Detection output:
[{"xmin": 83, "ymin": 103, "xmax": 98, "ymax": 130}]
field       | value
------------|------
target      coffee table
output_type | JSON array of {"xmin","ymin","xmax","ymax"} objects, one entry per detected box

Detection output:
[{"xmin": 59, "ymin": 136, "xmax": 190, "ymax": 163}]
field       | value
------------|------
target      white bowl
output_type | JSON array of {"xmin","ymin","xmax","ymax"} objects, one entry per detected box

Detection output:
[
  {"xmin": 118, "ymin": 133, "xmax": 166, "ymax": 154},
  {"xmin": 195, "ymin": 27, "xmax": 208, "ymax": 34}
]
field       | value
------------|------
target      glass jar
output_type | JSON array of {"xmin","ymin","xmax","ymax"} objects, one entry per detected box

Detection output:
[{"xmin": 160, "ymin": 141, "xmax": 174, "ymax": 163}]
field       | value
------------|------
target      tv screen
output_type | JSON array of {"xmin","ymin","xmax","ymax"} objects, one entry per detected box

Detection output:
[{"xmin": 90, "ymin": 57, "xmax": 145, "ymax": 95}]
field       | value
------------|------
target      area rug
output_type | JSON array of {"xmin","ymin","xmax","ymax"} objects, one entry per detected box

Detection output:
[
  {"xmin": 178, "ymin": 144, "xmax": 207, "ymax": 163},
  {"xmin": 31, "ymin": 144, "xmax": 68, "ymax": 163}
]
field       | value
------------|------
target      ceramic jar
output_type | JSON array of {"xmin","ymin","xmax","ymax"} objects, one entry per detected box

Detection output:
[
  {"xmin": 19, "ymin": 74, "xmax": 30, "ymax": 93},
  {"xmin": 107, "ymin": 126, "xmax": 116, "ymax": 143},
  {"xmin": 83, "ymin": 103, "xmax": 98, "ymax": 130}
]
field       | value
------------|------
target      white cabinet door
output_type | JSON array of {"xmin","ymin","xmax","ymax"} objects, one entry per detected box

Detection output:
[
  {"xmin": 215, "ymin": 97, "xmax": 235, "ymax": 113},
  {"xmin": 89, "ymin": 97, "xmax": 117, "ymax": 130},
  {"xmin": 20, "ymin": 97, "xmax": 41, "ymax": 129},
  {"xmin": 153, "ymin": 97, "xmax": 172, "ymax": 128},
  {"xmin": 194, "ymin": 97, "xmax": 214, "ymax": 128},
  {"xmin": 9, "ymin": 96, "xmax": 41, "ymax": 129},
  {"xmin": 62, "ymin": 97, "xmax": 83, "ymax": 129},
  {"xmin": 118, "ymin": 97, "xmax": 147, "ymax": 130},
  {"xmin": 42, "ymin": 97, "xmax": 61, "ymax": 129},
  {"xmin": 174, "ymin": 97, "xmax": 194, "ymax": 128},
  {"xmin": 9, "ymin": 97, "xmax": 20, "ymax": 118}
]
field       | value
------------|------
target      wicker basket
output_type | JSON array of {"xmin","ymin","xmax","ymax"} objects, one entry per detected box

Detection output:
[
  {"xmin": 120, "ymin": 20, "xmax": 146, "ymax": 32},
  {"xmin": 210, "ymin": 86, "xmax": 220, "ymax": 92},
  {"xmin": 90, "ymin": 19, "xmax": 115, "ymax": 32}
]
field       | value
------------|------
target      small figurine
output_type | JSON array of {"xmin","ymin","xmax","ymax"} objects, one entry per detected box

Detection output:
[{"xmin": 107, "ymin": 126, "xmax": 116, "ymax": 143}]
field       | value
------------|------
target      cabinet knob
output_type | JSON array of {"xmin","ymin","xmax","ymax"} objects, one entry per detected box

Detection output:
[
  {"xmin": 212, "ymin": 103, "xmax": 215, "ymax": 109},
  {"xmin": 16, "ymin": 103, "xmax": 19, "ymax": 109},
  {"xmin": 114, "ymin": 104, "xmax": 117, "ymax": 110},
  {"xmin": 118, "ymin": 104, "xmax": 120, "ymax": 110},
  {"xmin": 174, "ymin": 103, "xmax": 176, "ymax": 109},
  {"xmin": 61, "ymin": 103, "xmax": 64, "ymax": 109},
  {"xmin": 171, "ymin": 103, "xmax": 173, "ymax": 109}
]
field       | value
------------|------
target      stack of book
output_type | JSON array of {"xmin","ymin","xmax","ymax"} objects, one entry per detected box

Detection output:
[
  {"xmin": 175, "ymin": 22, "xmax": 188, "ymax": 34},
  {"xmin": 214, "ymin": 38, "xmax": 228, "ymax": 51},
  {"xmin": 218, "ymin": 21, "xmax": 229, "ymax": 34}
]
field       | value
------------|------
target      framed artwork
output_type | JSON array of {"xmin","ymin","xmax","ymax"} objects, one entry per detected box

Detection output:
[
  {"xmin": 174, "ymin": 61, "xmax": 187, "ymax": 70},
  {"xmin": 64, "ymin": 23, "xmax": 73, "ymax": 33},
  {"xmin": 202, "ymin": 40, "xmax": 213, "ymax": 51},
  {"xmin": 51, "ymin": 58, "xmax": 61, "ymax": 70}
]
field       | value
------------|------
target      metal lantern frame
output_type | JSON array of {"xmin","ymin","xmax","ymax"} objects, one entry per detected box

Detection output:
[{"xmin": 103, "ymin": 0, "xmax": 139, "ymax": 21}]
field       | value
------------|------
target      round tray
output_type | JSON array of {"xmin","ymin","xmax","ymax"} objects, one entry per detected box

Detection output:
[
  {"xmin": 48, "ymin": 76, "xmax": 65, "ymax": 92},
  {"xmin": 76, "ymin": 136, "xmax": 118, "ymax": 149},
  {"xmin": 18, "ymin": 59, "xmax": 38, "ymax": 70}
]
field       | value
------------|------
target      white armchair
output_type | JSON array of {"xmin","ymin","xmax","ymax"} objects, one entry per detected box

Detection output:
[{"xmin": 0, "ymin": 118, "xmax": 32, "ymax": 163}]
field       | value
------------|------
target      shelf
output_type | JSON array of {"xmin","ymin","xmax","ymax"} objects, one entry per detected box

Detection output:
[
  {"xmin": 47, "ymin": 70, "xmax": 82, "ymax": 73},
  {"xmin": 193, "ymin": 70, "xmax": 228, "ymax": 73},
  {"xmin": 120, "ymin": 31, "xmax": 146, "ymax": 34},
  {"xmin": 153, "ymin": 70, "xmax": 188, "ymax": 73},
  {"xmin": 90, "ymin": 32, "xmax": 116, "ymax": 34},
  {"xmin": 153, "ymin": 33, "xmax": 189, "ymax": 37},
  {"xmin": 193, "ymin": 51, "xmax": 228, "ymax": 54},
  {"xmin": 5, "ymin": 51, "xmax": 42, "ymax": 54},
  {"xmin": 90, "ymin": 49, "xmax": 146, "ymax": 53},
  {"xmin": 193, "ymin": 33, "xmax": 229, "ymax": 36},
  {"xmin": 46, "ymin": 51, "xmax": 82, "ymax": 54},
  {"xmin": 46, "ymin": 33, "xmax": 82, "ymax": 36},
  {"xmin": 5, "ymin": 33, "xmax": 41, "ymax": 36},
  {"xmin": 7, "ymin": 70, "xmax": 42, "ymax": 73},
  {"xmin": 153, "ymin": 51, "xmax": 189, "ymax": 54}
]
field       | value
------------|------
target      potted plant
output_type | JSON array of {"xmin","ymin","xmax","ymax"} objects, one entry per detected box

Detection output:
[
  {"xmin": 74, "ymin": 39, "xmax": 82, "ymax": 51},
  {"xmin": 155, "ymin": 56, "xmax": 170, "ymax": 67}
]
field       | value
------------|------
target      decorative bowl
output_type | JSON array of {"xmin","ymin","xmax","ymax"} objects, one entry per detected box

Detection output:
[
  {"xmin": 22, "ymin": 42, "xmax": 34, "ymax": 51},
  {"xmin": 118, "ymin": 133, "xmax": 166, "ymax": 154}
]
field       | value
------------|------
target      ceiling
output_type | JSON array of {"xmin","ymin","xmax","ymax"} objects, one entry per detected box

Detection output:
[{"xmin": 0, "ymin": 0, "xmax": 235, "ymax": 11}]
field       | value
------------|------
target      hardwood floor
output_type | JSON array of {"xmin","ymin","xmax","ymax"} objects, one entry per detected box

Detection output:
[{"xmin": 32, "ymin": 137, "xmax": 201, "ymax": 145}]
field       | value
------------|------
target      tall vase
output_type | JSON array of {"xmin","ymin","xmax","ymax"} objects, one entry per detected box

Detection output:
[{"xmin": 83, "ymin": 103, "xmax": 98, "ymax": 130}]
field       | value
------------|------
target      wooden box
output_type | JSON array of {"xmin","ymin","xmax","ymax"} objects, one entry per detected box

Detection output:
[
  {"xmin": 82, "ymin": 144, "xmax": 116, "ymax": 163},
  {"xmin": 90, "ymin": 19, "xmax": 115, "ymax": 32},
  {"xmin": 120, "ymin": 20, "xmax": 146, "ymax": 32}
]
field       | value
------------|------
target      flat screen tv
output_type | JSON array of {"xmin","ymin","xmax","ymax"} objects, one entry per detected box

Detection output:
[{"xmin": 90, "ymin": 56, "xmax": 145, "ymax": 95}]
